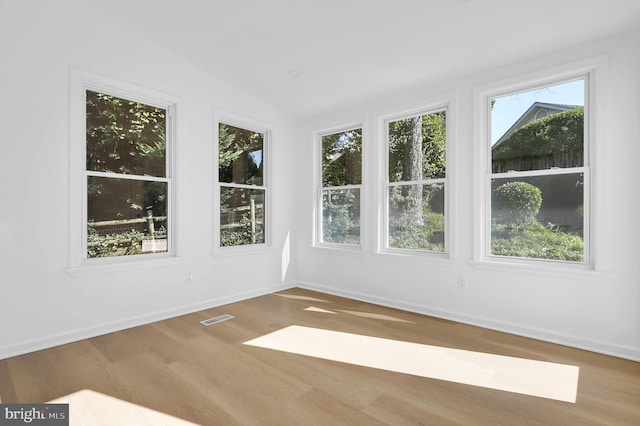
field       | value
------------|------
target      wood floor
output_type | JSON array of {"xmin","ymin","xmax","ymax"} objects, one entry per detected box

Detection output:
[{"xmin": 1, "ymin": 288, "xmax": 639, "ymax": 425}]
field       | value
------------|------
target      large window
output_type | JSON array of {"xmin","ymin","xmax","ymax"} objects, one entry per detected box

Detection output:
[
  {"xmin": 487, "ymin": 77, "xmax": 588, "ymax": 263},
  {"xmin": 218, "ymin": 123, "xmax": 267, "ymax": 247},
  {"xmin": 318, "ymin": 127, "xmax": 362, "ymax": 246},
  {"xmin": 85, "ymin": 90, "xmax": 171, "ymax": 259},
  {"xmin": 386, "ymin": 109, "xmax": 447, "ymax": 253}
]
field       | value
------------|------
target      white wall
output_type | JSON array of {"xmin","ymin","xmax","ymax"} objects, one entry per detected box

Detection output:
[
  {"xmin": 294, "ymin": 29, "xmax": 640, "ymax": 361},
  {"xmin": 0, "ymin": 1, "xmax": 297, "ymax": 358}
]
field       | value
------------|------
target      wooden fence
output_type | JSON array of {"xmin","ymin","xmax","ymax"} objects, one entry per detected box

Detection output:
[
  {"xmin": 88, "ymin": 212, "xmax": 167, "ymax": 238},
  {"xmin": 221, "ymin": 199, "xmax": 263, "ymax": 244},
  {"xmin": 87, "ymin": 200, "xmax": 264, "ymax": 249},
  {"xmin": 492, "ymin": 150, "xmax": 583, "ymax": 173},
  {"xmin": 87, "ymin": 211, "xmax": 167, "ymax": 255}
]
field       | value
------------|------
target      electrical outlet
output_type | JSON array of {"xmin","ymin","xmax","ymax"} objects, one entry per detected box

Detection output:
[
  {"xmin": 186, "ymin": 272, "xmax": 193, "ymax": 283},
  {"xmin": 457, "ymin": 277, "xmax": 468, "ymax": 290}
]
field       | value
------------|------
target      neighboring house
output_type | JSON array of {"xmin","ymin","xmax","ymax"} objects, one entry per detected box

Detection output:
[
  {"xmin": 493, "ymin": 102, "xmax": 580, "ymax": 148},
  {"xmin": 491, "ymin": 101, "xmax": 585, "ymax": 232}
]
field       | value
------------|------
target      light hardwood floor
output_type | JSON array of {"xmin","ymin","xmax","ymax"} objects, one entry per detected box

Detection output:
[{"xmin": 1, "ymin": 288, "xmax": 639, "ymax": 425}]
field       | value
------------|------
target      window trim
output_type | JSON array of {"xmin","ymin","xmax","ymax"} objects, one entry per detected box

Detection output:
[
  {"xmin": 474, "ymin": 63, "xmax": 601, "ymax": 270},
  {"xmin": 67, "ymin": 69, "xmax": 179, "ymax": 274},
  {"xmin": 314, "ymin": 123, "xmax": 364, "ymax": 250},
  {"xmin": 381, "ymin": 104, "xmax": 452, "ymax": 258},
  {"xmin": 213, "ymin": 110, "xmax": 272, "ymax": 254}
]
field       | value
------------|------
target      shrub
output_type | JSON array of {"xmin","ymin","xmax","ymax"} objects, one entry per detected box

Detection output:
[
  {"xmin": 388, "ymin": 208, "xmax": 445, "ymax": 252},
  {"xmin": 220, "ymin": 214, "xmax": 264, "ymax": 247},
  {"xmin": 494, "ymin": 181, "xmax": 542, "ymax": 228},
  {"xmin": 322, "ymin": 189, "xmax": 360, "ymax": 244},
  {"xmin": 87, "ymin": 228, "xmax": 144, "ymax": 258}
]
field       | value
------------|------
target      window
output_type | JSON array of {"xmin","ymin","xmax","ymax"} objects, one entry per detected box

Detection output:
[
  {"xmin": 318, "ymin": 127, "xmax": 362, "ymax": 246},
  {"xmin": 385, "ymin": 109, "xmax": 447, "ymax": 253},
  {"xmin": 218, "ymin": 122, "xmax": 267, "ymax": 247},
  {"xmin": 487, "ymin": 77, "xmax": 588, "ymax": 263},
  {"xmin": 85, "ymin": 90, "xmax": 172, "ymax": 259}
]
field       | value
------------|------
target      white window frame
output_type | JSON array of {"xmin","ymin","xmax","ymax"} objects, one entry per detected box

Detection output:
[
  {"xmin": 213, "ymin": 110, "xmax": 272, "ymax": 254},
  {"xmin": 381, "ymin": 104, "xmax": 451, "ymax": 258},
  {"xmin": 475, "ymin": 66, "xmax": 598, "ymax": 270},
  {"xmin": 314, "ymin": 124, "xmax": 364, "ymax": 250},
  {"xmin": 67, "ymin": 69, "xmax": 179, "ymax": 275}
]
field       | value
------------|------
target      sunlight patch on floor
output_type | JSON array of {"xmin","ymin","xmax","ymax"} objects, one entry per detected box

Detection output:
[
  {"xmin": 48, "ymin": 389, "xmax": 197, "ymax": 425},
  {"xmin": 336, "ymin": 310, "xmax": 415, "ymax": 323},
  {"xmin": 301, "ymin": 306, "xmax": 414, "ymax": 322},
  {"xmin": 304, "ymin": 306, "xmax": 337, "ymax": 314},
  {"xmin": 244, "ymin": 325, "xmax": 579, "ymax": 403},
  {"xmin": 274, "ymin": 293, "xmax": 329, "ymax": 302}
]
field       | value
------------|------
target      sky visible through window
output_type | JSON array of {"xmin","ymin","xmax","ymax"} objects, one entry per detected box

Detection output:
[
  {"xmin": 249, "ymin": 149, "xmax": 263, "ymax": 168},
  {"xmin": 491, "ymin": 79, "xmax": 584, "ymax": 144}
]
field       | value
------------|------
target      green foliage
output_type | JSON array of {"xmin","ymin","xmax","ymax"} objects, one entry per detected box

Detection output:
[
  {"xmin": 220, "ymin": 215, "xmax": 264, "ymax": 247},
  {"xmin": 87, "ymin": 228, "xmax": 144, "ymax": 258},
  {"xmin": 388, "ymin": 183, "xmax": 445, "ymax": 252},
  {"xmin": 219, "ymin": 123, "xmax": 263, "ymax": 185},
  {"xmin": 322, "ymin": 129, "xmax": 362, "ymax": 187},
  {"xmin": 491, "ymin": 222, "xmax": 584, "ymax": 262},
  {"xmin": 322, "ymin": 189, "xmax": 360, "ymax": 244},
  {"xmin": 386, "ymin": 112, "xmax": 446, "ymax": 251},
  {"xmin": 389, "ymin": 208, "xmax": 445, "ymax": 252},
  {"xmin": 218, "ymin": 124, "xmax": 265, "ymax": 247},
  {"xmin": 86, "ymin": 91, "xmax": 168, "ymax": 227},
  {"xmin": 219, "ymin": 187, "xmax": 265, "ymax": 247},
  {"xmin": 492, "ymin": 108, "xmax": 583, "ymax": 162},
  {"xmin": 494, "ymin": 182, "xmax": 542, "ymax": 228},
  {"xmin": 320, "ymin": 129, "xmax": 362, "ymax": 244},
  {"xmin": 86, "ymin": 91, "xmax": 166, "ymax": 176},
  {"xmin": 420, "ymin": 112, "xmax": 447, "ymax": 179},
  {"xmin": 388, "ymin": 111, "xmax": 446, "ymax": 181}
]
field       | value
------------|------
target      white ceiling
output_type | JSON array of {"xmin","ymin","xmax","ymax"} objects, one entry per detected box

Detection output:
[{"xmin": 84, "ymin": 0, "xmax": 640, "ymax": 119}]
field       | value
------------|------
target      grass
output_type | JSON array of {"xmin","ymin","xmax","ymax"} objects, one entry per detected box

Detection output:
[
  {"xmin": 491, "ymin": 222, "xmax": 584, "ymax": 262},
  {"xmin": 388, "ymin": 210, "xmax": 445, "ymax": 252}
]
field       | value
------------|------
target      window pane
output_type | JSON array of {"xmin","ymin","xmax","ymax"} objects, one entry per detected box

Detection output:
[
  {"xmin": 388, "ymin": 111, "xmax": 446, "ymax": 182},
  {"xmin": 322, "ymin": 129, "xmax": 362, "ymax": 186},
  {"xmin": 321, "ymin": 188, "xmax": 360, "ymax": 245},
  {"xmin": 491, "ymin": 80, "xmax": 584, "ymax": 172},
  {"xmin": 491, "ymin": 174, "xmax": 584, "ymax": 262},
  {"xmin": 86, "ymin": 90, "xmax": 166, "ymax": 177},
  {"xmin": 219, "ymin": 124, "xmax": 264, "ymax": 186},
  {"xmin": 388, "ymin": 183, "xmax": 445, "ymax": 252},
  {"xmin": 87, "ymin": 176, "xmax": 168, "ymax": 258},
  {"xmin": 220, "ymin": 187, "xmax": 265, "ymax": 246}
]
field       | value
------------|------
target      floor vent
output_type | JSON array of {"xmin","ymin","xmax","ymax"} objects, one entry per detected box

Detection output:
[{"xmin": 200, "ymin": 314, "xmax": 234, "ymax": 326}]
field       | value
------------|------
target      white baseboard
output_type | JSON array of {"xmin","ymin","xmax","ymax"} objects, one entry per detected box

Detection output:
[
  {"xmin": 296, "ymin": 281, "xmax": 640, "ymax": 363},
  {"xmin": 0, "ymin": 285, "xmax": 284, "ymax": 360},
  {"xmin": 4, "ymin": 281, "xmax": 637, "ymax": 363}
]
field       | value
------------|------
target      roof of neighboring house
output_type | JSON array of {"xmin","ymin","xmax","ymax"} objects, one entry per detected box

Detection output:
[{"xmin": 493, "ymin": 102, "xmax": 581, "ymax": 148}]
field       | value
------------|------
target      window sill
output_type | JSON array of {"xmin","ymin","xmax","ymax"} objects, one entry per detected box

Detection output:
[
  {"xmin": 66, "ymin": 255, "xmax": 184, "ymax": 277},
  {"xmin": 373, "ymin": 250, "xmax": 455, "ymax": 266},
  {"xmin": 211, "ymin": 245, "xmax": 277, "ymax": 258},
  {"xmin": 311, "ymin": 244, "xmax": 365, "ymax": 257},
  {"xmin": 470, "ymin": 259, "xmax": 610, "ymax": 281}
]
